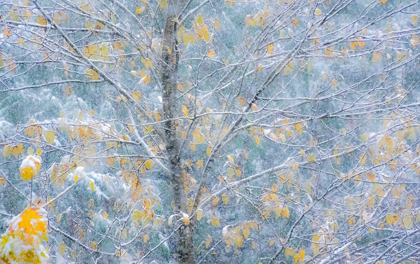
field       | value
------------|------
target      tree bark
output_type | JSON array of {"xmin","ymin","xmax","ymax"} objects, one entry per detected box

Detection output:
[{"xmin": 161, "ymin": 1, "xmax": 194, "ymax": 263}]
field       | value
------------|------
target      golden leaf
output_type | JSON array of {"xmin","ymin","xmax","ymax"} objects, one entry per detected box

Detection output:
[
  {"xmin": 308, "ymin": 155, "xmax": 316, "ymax": 162},
  {"xmin": 242, "ymin": 226, "xmax": 250, "ymax": 239},
  {"xmin": 182, "ymin": 105, "xmax": 188, "ymax": 116},
  {"xmin": 211, "ymin": 217, "xmax": 220, "ymax": 227},
  {"xmin": 159, "ymin": 0, "xmax": 168, "ymax": 9},
  {"xmin": 37, "ymin": 16, "xmax": 47, "ymax": 25},
  {"xmin": 285, "ymin": 248, "xmax": 294, "ymax": 257},
  {"xmin": 145, "ymin": 160, "xmax": 154, "ymax": 170},
  {"xmin": 45, "ymin": 130, "xmax": 55, "ymax": 144},
  {"xmin": 222, "ymin": 193, "xmax": 229, "ymax": 205},
  {"xmin": 372, "ymin": 52, "xmax": 382, "ymax": 63},
  {"xmin": 196, "ymin": 160, "xmax": 203, "ymax": 169},
  {"xmin": 136, "ymin": 6, "xmax": 145, "ymax": 14},
  {"xmin": 282, "ymin": 206, "xmax": 290, "ymax": 218},
  {"xmin": 196, "ymin": 209, "xmax": 203, "ymax": 221},
  {"xmin": 267, "ymin": 43, "xmax": 274, "ymax": 55},
  {"xmin": 403, "ymin": 215, "xmax": 413, "ymax": 229},
  {"xmin": 3, "ymin": 145, "xmax": 12, "ymax": 157},
  {"xmin": 208, "ymin": 49, "xmax": 215, "ymax": 59},
  {"xmin": 215, "ymin": 19, "xmax": 220, "ymax": 30},
  {"xmin": 144, "ymin": 58, "xmax": 153, "ymax": 68},
  {"xmin": 4, "ymin": 28, "xmax": 11, "ymax": 37},
  {"xmin": 85, "ymin": 69, "xmax": 99, "ymax": 80},
  {"xmin": 197, "ymin": 15, "xmax": 204, "ymax": 25}
]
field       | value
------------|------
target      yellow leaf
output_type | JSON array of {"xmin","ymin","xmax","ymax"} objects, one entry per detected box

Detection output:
[
  {"xmin": 272, "ymin": 184, "xmax": 278, "ymax": 192},
  {"xmin": 372, "ymin": 52, "xmax": 382, "ymax": 63},
  {"xmin": 4, "ymin": 28, "xmax": 11, "ymax": 37},
  {"xmin": 206, "ymin": 236, "xmax": 212, "ymax": 248},
  {"xmin": 412, "ymin": 15, "xmax": 418, "ymax": 25},
  {"xmin": 190, "ymin": 144, "xmax": 196, "ymax": 152},
  {"xmin": 285, "ymin": 248, "xmax": 294, "ymax": 257},
  {"xmin": 142, "ymin": 74, "xmax": 151, "ymax": 84},
  {"xmin": 86, "ymin": 68, "xmax": 99, "ymax": 80},
  {"xmin": 215, "ymin": 19, "xmax": 220, "ymax": 30},
  {"xmin": 206, "ymin": 147, "xmax": 212, "ymax": 156},
  {"xmin": 65, "ymin": 86, "xmax": 72, "ymax": 96},
  {"xmin": 296, "ymin": 249, "xmax": 305, "ymax": 264},
  {"xmin": 37, "ymin": 16, "xmax": 47, "ymax": 25},
  {"xmin": 45, "ymin": 130, "xmax": 55, "ymax": 144},
  {"xmin": 386, "ymin": 214, "xmax": 394, "ymax": 225},
  {"xmin": 257, "ymin": 64, "xmax": 262, "ymax": 71},
  {"xmin": 132, "ymin": 92, "xmax": 142, "ymax": 101},
  {"xmin": 222, "ymin": 193, "xmax": 228, "ymax": 205},
  {"xmin": 208, "ymin": 49, "xmax": 215, "ymax": 59},
  {"xmin": 233, "ymin": 235, "xmax": 243, "ymax": 247},
  {"xmin": 251, "ymin": 103, "xmax": 258, "ymax": 111},
  {"xmin": 143, "ymin": 234, "xmax": 149, "ymax": 243},
  {"xmin": 196, "ymin": 209, "xmax": 203, "ymax": 221},
  {"xmin": 282, "ymin": 206, "xmax": 290, "ymax": 218},
  {"xmin": 144, "ymin": 58, "xmax": 153, "ymax": 68},
  {"xmin": 3, "ymin": 145, "xmax": 12, "ymax": 157},
  {"xmin": 20, "ymin": 155, "xmax": 41, "ymax": 181},
  {"xmin": 325, "ymin": 46, "xmax": 333, "ymax": 56},
  {"xmin": 103, "ymin": 211, "xmax": 108, "ymax": 219},
  {"xmin": 182, "ymin": 105, "xmax": 188, "ymax": 116},
  {"xmin": 332, "ymin": 79, "xmax": 338, "ymax": 87},
  {"xmin": 182, "ymin": 216, "xmax": 190, "ymax": 225},
  {"xmin": 89, "ymin": 181, "xmax": 95, "ymax": 192},
  {"xmin": 403, "ymin": 215, "xmax": 413, "ymax": 229},
  {"xmin": 380, "ymin": 0, "xmax": 387, "ymax": 4},
  {"xmin": 242, "ymin": 226, "xmax": 250, "ymax": 239},
  {"xmin": 136, "ymin": 6, "xmax": 145, "ymax": 14},
  {"xmin": 238, "ymin": 97, "xmax": 245, "ymax": 106},
  {"xmin": 159, "ymin": 0, "xmax": 168, "ymax": 9},
  {"xmin": 0, "ymin": 175, "xmax": 5, "ymax": 185},
  {"xmin": 196, "ymin": 159, "xmax": 203, "ymax": 169},
  {"xmin": 360, "ymin": 155, "xmax": 367, "ymax": 166},
  {"xmin": 274, "ymin": 207, "xmax": 282, "ymax": 218},
  {"xmin": 315, "ymin": 8, "xmax": 322, "ymax": 15},
  {"xmin": 91, "ymin": 241, "xmax": 97, "ymax": 251},
  {"xmin": 145, "ymin": 159, "xmax": 154, "ymax": 170},
  {"xmin": 360, "ymin": 133, "xmax": 368, "ymax": 142},
  {"xmin": 292, "ymin": 18, "xmax": 298, "ymax": 26},
  {"xmin": 211, "ymin": 217, "xmax": 220, "ymax": 227},
  {"xmin": 367, "ymin": 173, "xmax": 375, "ymax": 181},
  {"xmin": 197, "ymin": 15, "xmax": 204, "ymax": 25},
  {"xmin": 283, "ymin": 61, "xmax": 294, "ymax": 75},
  {"xmin": 308, "ymin": 155, "xmax": 316, "ymax": 162},
  {"xmin": 267, "ymin": 43, "xmax": 274, "ymax": 55},
  {"xmin": 59, "ymin": 242, "xmax": 66, "ymax": 255}
]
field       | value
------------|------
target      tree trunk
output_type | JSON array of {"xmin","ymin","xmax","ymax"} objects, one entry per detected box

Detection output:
[{"xmin": 161, "ymin": 1, "xmax": 195, "ymax": 263}]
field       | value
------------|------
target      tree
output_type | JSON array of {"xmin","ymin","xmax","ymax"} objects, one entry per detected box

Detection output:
[{"xmin": 1, "ymin": 0, "xmax": 420, "ymax": 263}]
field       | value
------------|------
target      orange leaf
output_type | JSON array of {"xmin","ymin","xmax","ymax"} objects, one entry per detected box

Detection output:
[{"xmin": 4, "ymin": 28, "xmax": 11, "ymax": 37}]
